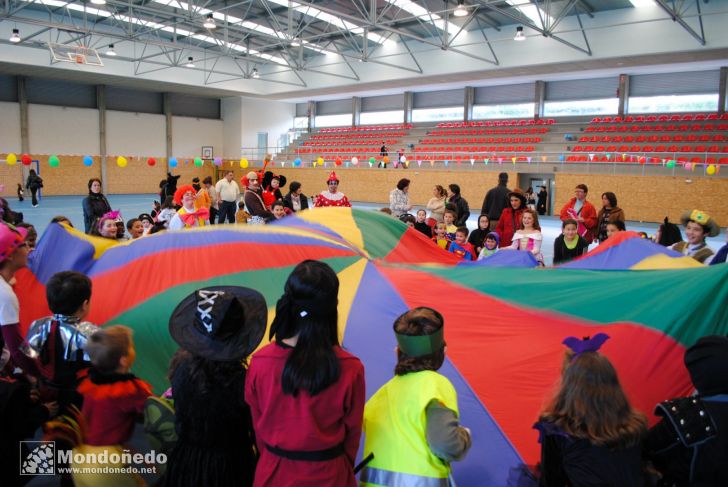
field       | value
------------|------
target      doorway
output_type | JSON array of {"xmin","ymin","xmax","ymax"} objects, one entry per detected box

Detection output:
[{"xmin": 518, "ymin": 173, "xmax": 554, "ymax": 216}]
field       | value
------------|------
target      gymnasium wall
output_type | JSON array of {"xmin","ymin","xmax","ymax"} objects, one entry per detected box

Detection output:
[
  {"xmin": 107, "ymin": 111, "xmax": 166, "ymax": 157},
  {"xmin": 241, "ymin": 168, "xmax": 728, "ymax": 226}
]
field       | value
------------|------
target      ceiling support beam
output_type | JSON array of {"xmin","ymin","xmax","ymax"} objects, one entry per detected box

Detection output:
[
  {"xmin": 654, "ymin": 0, "xmax": 705, "ymax": 46},
  {"xmin": 472, "ymin": 0, "xmax": 592, "ymax": 56}
]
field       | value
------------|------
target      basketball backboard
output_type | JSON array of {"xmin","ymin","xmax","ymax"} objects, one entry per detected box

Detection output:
[{"xmin": 48, "ymin": 43, "xmax": 103, "ymax": 67}]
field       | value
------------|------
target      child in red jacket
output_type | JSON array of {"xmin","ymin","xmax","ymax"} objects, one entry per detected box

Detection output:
[{"xmin": 73, "ymin": 325, "xmax": 152, "ymax": 485}]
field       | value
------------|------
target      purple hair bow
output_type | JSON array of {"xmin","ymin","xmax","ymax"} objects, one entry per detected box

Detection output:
[{"xmin": 562, "ymin": 332, "xmax": 609, "ymax": 359}]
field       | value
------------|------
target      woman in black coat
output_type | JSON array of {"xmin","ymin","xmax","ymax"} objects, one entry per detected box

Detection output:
[
  {"xmin": 282, "ymin": 181, "xmax": 309, "ymax": 213},
  {"xmin": 25, "ymin": 169, "xmax": 43, "ymax": 207},
  {"xmin": 82, "ymin": 178, "xmax": 111, "ymax": 234}
]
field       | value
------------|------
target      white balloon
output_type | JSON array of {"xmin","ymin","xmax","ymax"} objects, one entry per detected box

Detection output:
[
  {"xmin": 351, "ymin": 156, "xmax": 359, "ymax": 165},
  {"xmin": 399, "ymin": 155, "xmax": 406, "ymax": 163}
]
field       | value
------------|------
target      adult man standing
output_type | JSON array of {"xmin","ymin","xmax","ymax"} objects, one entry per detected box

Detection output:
[
  {"xmin": 559, "ymin": 183, "xmax": 598, "ymax": 243},
  {"xmin": 481, "ymin": 172, "xmax": 510, "ymax": 231},
  {"xmin": 215, "ymin": 170, "xmax": 240, "ymax": 224},
  {"xmin": 243, "ymin": 171, "xmax": 274, "ymax": 222},
  {"xmin": 537, "ymin": 186, "xmax": 548, "ymax": 215}
]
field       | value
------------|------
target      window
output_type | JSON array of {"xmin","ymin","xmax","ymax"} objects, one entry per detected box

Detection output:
[
  {"xmin": 412, "ymin": 106, "xmax": 463, "ymax": 122},
  {"xmin": 628, "ymin": 94, "xmax": 719, "ymax": 114},
  {"xmin": 294, "ymin": 116, "xmax": 308, "ymax": 129},
  {"xmin": 359, "ymin": 110, "xmax": 403, "ymax": 125},
  {"xmin": 314, "ymin": 114, "xmax": 351, "ymax": 127},
  {"xmin": 473, "ymin": 103, "xmax": 533, "ymax": 119},
  {"xmin": 543, "ymin": 98, "xmax": 618, "ymax": 116}
]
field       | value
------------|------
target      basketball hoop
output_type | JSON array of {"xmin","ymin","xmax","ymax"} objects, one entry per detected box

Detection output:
[{"xmin": 75, "ymin": 53, "xmax": 86, "ymax": 64}]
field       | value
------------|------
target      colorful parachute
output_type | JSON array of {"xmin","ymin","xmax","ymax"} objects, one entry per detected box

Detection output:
[
  {"xmin": 15, "ymin": 209, "xmax": 728, "ymax": 486},
  {"xmin": 561, "ymin": 230, "xmax": 703, "ymax": 270}
]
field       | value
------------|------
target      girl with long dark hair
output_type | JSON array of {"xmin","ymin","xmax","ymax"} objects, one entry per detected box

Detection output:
[
  {"xmin": 534, "ymin": 334, "xmax": 647, "ymax": 486},
  {"xmin": 245, "ymin": 260, "xmax": 365, "ymax": 487}
]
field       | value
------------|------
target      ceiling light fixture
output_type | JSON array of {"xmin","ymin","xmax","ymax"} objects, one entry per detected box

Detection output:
[
  {"xmin": 252, "ymin": 68, "xmax": 260, "ymax": 78},
  {"xmin": 453, "ymin": 1, "xmax": 468, "ymax": 17},
  {"xmin": 185, "ymin": 56, "xmax": 195, "ymax": 68},
  {"xmin": 290, "ymin": 38, "xmax": 300, "ymax": 47},
  {"xmin": 105, "ymin": 44, "xmax": 117, "ymax": 56},
  {"xmin": 90, "ymin": 0, "xmax": 106, "ymax": 5},
  {"xmin": 203, "ymin": 13, "xmax": 216, "ymax": 29},
  {"xmin": 514, "ymin": 26, "xmax": 526, "ymax": 41},
  {"xmin": 10, "ymin": 28, "xmax": 21, "ymax": 43}
]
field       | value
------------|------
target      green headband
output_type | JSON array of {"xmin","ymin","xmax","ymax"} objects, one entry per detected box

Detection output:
[{"xmin": 395, "ymin": 327, "xmax": 445, "ymax": 357}]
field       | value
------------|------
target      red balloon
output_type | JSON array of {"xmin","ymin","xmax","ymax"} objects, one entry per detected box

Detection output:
[
  {"xmin": 335, "ymin": 157, "xmax": 342, "ymax": 166},
  {"xmin": 147, "ymin": 157, "xmax": 156, "ymax": 166},
  {"xmin": 21, "ymin": 154, "xmax": 32, "ymax": 166}
]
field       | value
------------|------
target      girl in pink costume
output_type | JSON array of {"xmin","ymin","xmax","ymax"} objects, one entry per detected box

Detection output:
[{"xmin": 509, "ymin": 209, "xmax": 544, "ymax": 265}]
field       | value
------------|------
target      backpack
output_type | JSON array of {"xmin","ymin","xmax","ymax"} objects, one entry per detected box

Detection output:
[{"xmin": 143, "ymin": 395, "xmax": 177, "ymax": 467}]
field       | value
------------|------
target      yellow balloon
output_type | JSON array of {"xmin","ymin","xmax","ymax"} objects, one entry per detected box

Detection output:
[
  {"xmin": 6, "ymin": 153, "xmax": 17, "ymax": 165},
  {"xmin": 240, "ymin": 158, "xmax": 249, "ymax": 169},
  {"xmin": 116, "ymin": 156, "xmax": 128, "ymax": 168},
  {"xmin": 706, "ymin": 164, "xmax": 716, "ymax": 175},
  {"xmin": 317, "ymin": 157, "xmax": 324, "ymax": 166}
]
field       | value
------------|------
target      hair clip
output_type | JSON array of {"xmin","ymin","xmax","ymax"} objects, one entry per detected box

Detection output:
[
  {"xmin": 299, "ymin": 310, "xmax": 308, "ymax": 318},
  {"xmin": 562, "ymin": 333, "xmax": 609, "ymax": 359}
]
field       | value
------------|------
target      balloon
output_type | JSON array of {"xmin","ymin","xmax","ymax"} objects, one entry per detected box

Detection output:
[
  {"xmin": 666, "ymin": 160, "xmax": 676, "ymax": 168},
  {"xmin": 147, "ymin": 157, "xmax": 156, "ymax": 167},
  {"xmin": 169, "ymin": 158, "xmax": 178, "ymax": 168},
  {"xmin": 48, "ymin": 155, "xmax": 60, "ymax": 167},
  {"xmin": 351, "ymin": 157, "xmax": 359, "ymax": 166},
  {"xmin": 6, "ymin": 153, "xmax": 17, "ymax": 165},
  {"xmin": 383, "ymin": 156, "xmax": 390, "ymax": 164},
  {"xmin": 21, "ymin": 154, "xmax": 32, "ymax": 166},
  {"xmin": 83, "ymin": 156, "xmax": 93, "ymax": 167},
  {"xmin": 706, "ymin": 164, "xmax": 716, "ymax": 175},
  {"xmin": 293, "ymin": 158, "xmax": 302, "ymax": 167},
  {"xmin": 116, "ymin": 156, "xmax": 128, "ymax": 168},
  {"xmin": 369, "ymin": 157, "xmax": 376, "ymax": 164},
  {"xmin": 638, "ymin": 156, "xmax": 646, "ymax": 165},
  {"xmin": 558, "ymin": 155, "xmax": 565, "ymax": 162},
  {"xmin": 335, "ymin": 157, "xmax": 342, "ymax": 166},
  {"xmin": 684, "ymin": 162, "xmax": 692, "ymax": 171},
  {"xmin": 240, "ymin": 158, "xmax": 249, "ymax": 169},
  {"xmin": 194, "ymin": 157, "xmax": 203, "ymax": 167},
  {"xmin": 400, "ymin": 155, "xmax": 406, "ymax": 163},
  {"xmin": 214, "ymin": 157, "xmax": 223, "ymax": 166},
  {"xmin": 317, "ymin": 157, "xmax": 324, "ymax": 167}
]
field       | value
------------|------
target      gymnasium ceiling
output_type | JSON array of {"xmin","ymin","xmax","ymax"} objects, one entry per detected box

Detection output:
[{"xmin": 0, "ymin": 0, "xmax": 727, "ymax": 101}]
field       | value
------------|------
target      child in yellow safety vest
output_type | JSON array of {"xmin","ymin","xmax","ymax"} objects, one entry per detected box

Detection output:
[{"xmin": 360, "ymin": 307, "xmax": 471, "ymax": 486}]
